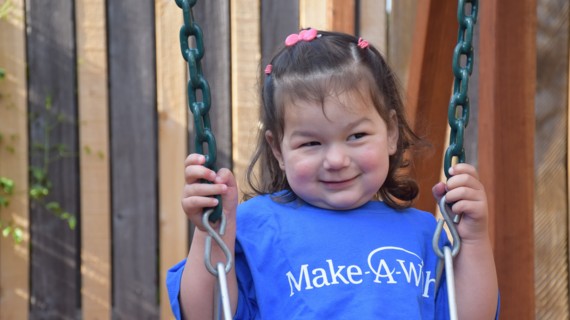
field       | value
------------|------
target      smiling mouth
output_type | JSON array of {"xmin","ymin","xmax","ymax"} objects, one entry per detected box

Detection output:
[{"xmin": 321, "ymin": 176, "xmax": 358, "ymax": 187}]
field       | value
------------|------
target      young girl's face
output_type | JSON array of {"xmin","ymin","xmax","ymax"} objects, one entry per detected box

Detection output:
[{"xmin": 266, "ymin": 89, "xmax": 399, "ymax": 210}]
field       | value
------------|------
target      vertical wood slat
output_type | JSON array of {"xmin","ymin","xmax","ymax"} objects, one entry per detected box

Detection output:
[
  {"xmin": 299, "ymin": 0, "xmax": 355, "ymax": 34},
  {"xmin": 27, "ymin": 1, "xmax": 81, "ymax": 318},
  {"xmin": 193, "ymin": 0, "xmax": 232, "ymax": 171},
  {"xmin": 479, "ymin": 0, "xmax": 536, "ymax": 318},
  {"xmin": 405, "ymin": 0, "xmax": 457, "ymax": 214},
  {"xmin": 534, "ymin": 0, "xmax": 569, "ymax": 318},
  {"xmin": 359, "ymin": 0, "xmax": 386, "ymax": 54},
  {"xmin": 0, "ymin": 0, "xmax": 29, "ymax": 318},
  {"xmin": 389, "ymin": 0, "xmax": 417, "ymax": 92},
  {"xmin": 107, "ymin": 0, "xmax": 159, "ymax": 318},
  {"xmin": 75, "ymin": 0, "xmax": 112, "ymax": 319},
  {"xmin": 231, "ymin": 0, "xmax": 260, "ymax": 200},
  {"xmin": 155, "ymin": 1, "xmax": 188, "ymax": 319},
  {"xmin": 260, "ymin": 0, "xmax": 299, "ymax": 71}
]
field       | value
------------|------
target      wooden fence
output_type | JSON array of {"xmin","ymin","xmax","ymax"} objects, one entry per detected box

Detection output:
[{"xmin": 0, "ymin": 0, "xmax": 567, "ymax": 319}]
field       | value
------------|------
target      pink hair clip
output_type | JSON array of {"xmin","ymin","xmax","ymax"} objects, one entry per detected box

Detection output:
[
  {"xmin": 285, "ymin": 28, "xmax": 318, "ymax": 46},
  {"xmin": 265, "ymin": 64, "xmax": 273, "ymax": 75},
  {"xmin": 358, "ymin": 37, "xmax": 369, "ymax": 49}
]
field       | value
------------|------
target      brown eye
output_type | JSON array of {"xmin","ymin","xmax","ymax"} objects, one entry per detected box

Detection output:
[
  {"xmin": 301, "ymin": 141, "xmax": 320, "ymax": 147},
  {"xmin": 348, "ymin": 133, "xmax": 366, "ymax": 140}
]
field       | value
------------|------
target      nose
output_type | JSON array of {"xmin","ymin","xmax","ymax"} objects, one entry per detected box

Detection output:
[{"xmin": 323, "ymin": 144, "xmax": 351, "ymax": 170}]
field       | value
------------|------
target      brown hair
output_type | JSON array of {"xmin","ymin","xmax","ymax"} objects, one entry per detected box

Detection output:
[{"xmin": 244, "ymin": 30, "xmax": 426, "ymax": 210}]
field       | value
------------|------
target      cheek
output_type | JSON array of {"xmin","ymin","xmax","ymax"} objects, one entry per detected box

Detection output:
[
  {"xmin": 360, "ymin": 145, "xmax": 390, "ymax": 171},
  {"xmin": 290, "ymin": 161, "xmax": 314, "ymax": 181}
]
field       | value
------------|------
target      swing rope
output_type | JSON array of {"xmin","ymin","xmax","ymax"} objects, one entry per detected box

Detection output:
[
  {"xmin": 175, "ymin": 0, "xmax": 233, "ymax": 318},
  {"xmin": 432, "ymin": 1, "xmax": 478, "ymax": 319}
]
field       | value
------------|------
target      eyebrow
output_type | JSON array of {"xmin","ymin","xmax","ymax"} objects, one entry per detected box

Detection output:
[{"xmin": 289, "ymin": 117, "xmax": 373, "ymax": 138}]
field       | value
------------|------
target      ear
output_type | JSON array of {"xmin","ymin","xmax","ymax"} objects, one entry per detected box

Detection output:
[
  {"xmin": 265, "ymin": 130, "xmax": 285, "ymax": 170},
  {"xmin": 387, "ymin": 110, "xmax": 399, "ymax": 156}
]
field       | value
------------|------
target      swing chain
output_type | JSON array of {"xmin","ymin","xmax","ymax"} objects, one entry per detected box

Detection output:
[
  {"xmin": 175, "ymin": 1, "xmax": 233, "ymax": 318},
  {"xmin": 175, "ymin": 0, "xmax": 223, "ymax": 223},
  {"xmin": 444, "ymin": 0, "xmax": 478, "ymax": 179}
]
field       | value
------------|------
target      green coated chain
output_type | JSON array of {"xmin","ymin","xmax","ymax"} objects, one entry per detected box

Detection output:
[
  {"xmin": 175, "ymin": 0, "xmax": 222, "ymax": 222},
  {"xmin": 444, "ymin": 0, "xmax": 478, "ymax": 179}
]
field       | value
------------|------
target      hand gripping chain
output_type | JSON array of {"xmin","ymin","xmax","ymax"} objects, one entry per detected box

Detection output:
[
  {"xmin": 432, "ymin": 1, "xmax": 478, "ymax": 319},
  {"xmin": 174, "ymin": 0, "xmax": 233, "ymax": 318}
]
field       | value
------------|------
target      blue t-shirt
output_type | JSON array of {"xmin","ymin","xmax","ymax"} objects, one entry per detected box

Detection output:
[{"xmin": 167, "ymin": 195, "xmax": 499, "ymax": 319}]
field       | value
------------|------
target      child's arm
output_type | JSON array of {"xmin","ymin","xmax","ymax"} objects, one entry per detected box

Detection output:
[
  {"xmin": 432, "ymin": 164, "xmax": 498, "ymax": 320},
  {"xmin": 179, "ymin": 154, "xmax": 239, "ymax": 320}
]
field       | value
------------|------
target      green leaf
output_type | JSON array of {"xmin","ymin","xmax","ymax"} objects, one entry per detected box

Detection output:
[
  {"xmin": 2, "ymin": 226, "xmax": 11, "ymax": 238},
  {"xmin": 98, "ymin": 151, "xmax": 105, "ymax": 159},
  {"xmin": 12, "ymin": 227, "xmax": 22, "ymax": 244},
  {"xmin": 84, "ymin": 145, "xmax": 92, "ymax": 154},
  {"xmin": 68, "ymin": 216, "xmax": 77, "ymax": 230},
  {"xmin": 30, "ymin": 167, "xmax": 45, "ymax": 181},
  {"xmin": 0, "ymin": 132, "xmax": 3, "ymax": 140},
  {"xmin": 0, "ymin": 67, "xmax": 4, "ymax": 79},
  {"xmin": 0, "ymin": 197, "xmax": 7, "ymax": 207},
  {"xmin": 5, "ymin": 146, "xmax": 14, "ymax": 153},
  {"xmin": 0, "ymin": 177, "xmax": 14, "ymax": 194},
  {"xmin": 33, "ymin": 142, "xmax": 45, "ymax": 151},
  {"xmin": 46, "ymin": 202, "xmax": 62, "ymax": 214},
  {"xmin": 60, "ymin": 212, "xmax": 69, "ymax": 220},
  {"xmin": 45, "ymin": 96, "xmax": 52, "ymax": 110}
]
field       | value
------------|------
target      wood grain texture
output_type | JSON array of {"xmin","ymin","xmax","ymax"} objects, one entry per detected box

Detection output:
[
  {"xmin": 107, "ymin": 1, "xmax": 159, "ymax": 318},
  {"xmin": 192, "ymin": 0, "xmax": 232, "ymax": 171},
  {"xmin": 231, "ymin": 0, "xmax": 260, "ymax": 200},
  {"xmin": 388, "ymin": 0, "xmax": 417, "ymax": 92},
  {"xmin": 330, "ymin": 0, "xmax": 355, "ymax": 34},
  {"xmin": 261, "ymin": 0, "xmax": 299, "ymax": 71},
  {"xmin": 405, "ymin": 0, "xmax": 457, "ymax": 214},
  {"xmin": 0, "ymin": 0, "xmax": 29, "ymax": 318},
  {"xmin": 359, "ymin": 0, "xmax": 386, "ymax": 54},
  {"xmin": 27, "ymin": 0, "xmax": 81, "ymax": 318},
  {"xmin": 75, "ymin": 0, "xmax": 111, "ymax": 319},
  {"xmin": 534, "ymin": 0, "xmax": 569, "ymax": 318},
  {"xmin": 299, "ymin": 0, "xmax": 328, "ymax": 30},
  {"xmin": 155, "ymin": 1, "xmax": 188, "ymax": 319},
  {"xmin": 479, "ymin": 0, "xmax": 536, "ymax": 317}
]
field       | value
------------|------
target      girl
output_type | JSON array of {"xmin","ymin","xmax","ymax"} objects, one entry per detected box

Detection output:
[{"xmin": 168, "ymin": 29, "xmax": 499, "ymax": 319}]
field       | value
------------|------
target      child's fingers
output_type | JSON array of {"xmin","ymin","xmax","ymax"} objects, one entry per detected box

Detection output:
[
  {"xmin": 446, "ymin": 173, "xmax": 483, "ymax": 192},
  {"xmin": 448, "ymin": 163, "xmax": 479, "ymax": 180},
  {"xmin": 182, "ymin": 182, "xmax": 227, "ymax": 198},
  {"xmin": 432, "ymin": 182, "xmax": 446, "ymax": 203},
  {"xmin": 181, "ymin": 196, "xmax": 219, "ymax": 219},
  {"xmin": 185, "ymin": 165, "xmax": 217, "ymax": 185},
  {"xmin": 444, "ymin": 186, "xmax": 484, "ymax": 203},
  {"xmin": 185, "ymin": 153, "xmax": 206, "ymax": 166}
]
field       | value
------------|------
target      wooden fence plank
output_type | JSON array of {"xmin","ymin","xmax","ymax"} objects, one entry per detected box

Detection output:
[
  {"xmin": 107, "ymin": 1, "xmax": 159, "ymax": 318},
  {"xmin": 155, "ymin": 1, "xmax": 188, "ymax": 319},
  {"xmin": 231, "ymin": 0, "xmax": 260, "ymax": 200},
  {"xmin": 389, "ymin": 0, "xmax": 417, "ymax": 91},
  {"xmin": 479, "ymin": 0, "xmax": 536, "ymax": 317},
  {"xmin": 534, "ymin": 0, "xmax": 568, "ymax": 317},
  {"xmin": 360, "ymin": 0, "xmax": 386, "ymax": 54},
  {"xmin": 0, "ymin": 0, "xmax": 29, "ymax": 318},
  {"xmin": 261, "ymin": 0, "xmax": 299, "ymax": 72},
  {"xmin": 75, "ymin": 0, "xmax": 111, "ymax": 319},
  {"xmin": 27, "ymin": 0, "xmax": 81, "ymax": 318},
  {"xmin": 193, "ymin": 0, "xmax": 232, "ymax": 172},
  {"xmin": 299, "ymin": 0, "xmax": 354, "ymax": 34},
  {"xmin": 405, "ymin": 0, "xmax": 457, "ymax": 214}
]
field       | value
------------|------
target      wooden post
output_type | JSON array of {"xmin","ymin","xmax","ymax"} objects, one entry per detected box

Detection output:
[
  {"xmin": 27, "ymin": 1, "xmax": 81, "ymax": 318},
  {"xmin": 155, "ymin": 1, "xmax": 189, "ymax": 319},
  {"xmin": 388, "ymin": 0, "xmax": 417, "ymax": 91},
  {"xmin": 479, "ymin": 0, "xmax": 536, "ymax": 318},
  {"xmin": 359, "ymin": 0, "xmax": 386, "ymax": 54},
  {"xmin": 231, "ymin": 0, "xmax": 260, "ymax": 200},
  {"xmin": 107, "ymin": 0, "xmax": 159, "ymax": 318},
  {"xmin": 406, "ymin": 0, "xmax": 457, "ymax": 213},
  {"xmin": 76, "ymin": 0, "xmax": 112, "ymax": 319},
  {"xmin": 300, "ymin": 0, "xmax": 355, "ymax": 34},
  {"xmin": 0, "ymin": 0, "xmax": 29, "ymax": 318}
]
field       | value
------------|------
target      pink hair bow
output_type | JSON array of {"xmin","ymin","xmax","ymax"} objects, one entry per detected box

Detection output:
[
  {"xmin": 265, "ymin": 64, "xmax": 273, "ymax": 75},
  {"xmin": 285, "ymin": 28, "xmax": 318, "ymax": 46},
  {"xmin": 358, "ymin": 37, "xmax": 369, "ymax": 49}
]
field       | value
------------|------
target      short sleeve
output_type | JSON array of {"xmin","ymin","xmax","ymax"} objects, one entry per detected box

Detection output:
[
  {"xmin": 166, "ymin": 259, "xmax": 187, "ymax": 320},
  {"xmin": 233, "ymin": 240, "xmax": 259, "ymax": 320}
]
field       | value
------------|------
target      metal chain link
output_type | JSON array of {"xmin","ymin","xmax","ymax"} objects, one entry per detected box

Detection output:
[
  {"xmin": 432, "ymin": 1, "xmax": 478, "ymax": 319},
  {"xmin": 175, "ymin": 1, "xmax": 233, "ymax": 319}
]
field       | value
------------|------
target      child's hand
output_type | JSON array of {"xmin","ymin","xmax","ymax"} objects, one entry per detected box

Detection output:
[
  {"xmin": 432, "ymin": 163, "xmax": 489, "ymax": 242},
  {"xmin": 181, "ymin": 153, "xmax": 238, "ymax": 232}
]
